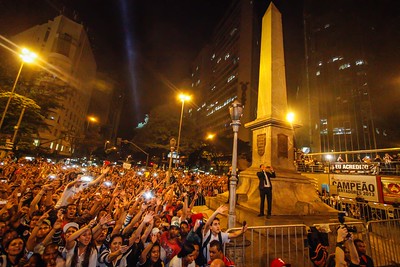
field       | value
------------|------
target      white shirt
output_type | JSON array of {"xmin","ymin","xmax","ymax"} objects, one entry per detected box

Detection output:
[
  {"xmin": 65, "ymin": 241, "xmax": 97, "ymax": 267},
  {"xmin": 202, "ymin": 230, "xmax": 230, "ymax": 262},
  {"xmin": 168, "ymin": 255, "xmax": 196, "ymax": 267},
  {"xmin": 263, "ymin": 171, "xmax": 271, "ymax": 187}
]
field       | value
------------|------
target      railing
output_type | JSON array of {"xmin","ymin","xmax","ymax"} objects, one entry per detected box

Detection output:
[
  {"xmin": 225, "ymin": 220, "xmax": 400, "ymax": 267},
  {"xmin": 225, "ymin": 224, "xmax": 309, "ymax": 267},
  {"xmin": 296, "ymin": 160, "xmax": 400, "ymax": 176},
  {"xmin": 321, "ymin": 196, "xmax": 400, "ymax": 222},
  {"xmin": 367, "ymin": 220, "xmax": 400, "ymax": 266}
]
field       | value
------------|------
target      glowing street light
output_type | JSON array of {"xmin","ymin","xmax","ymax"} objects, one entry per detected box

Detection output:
[
  {"xmin": 286, "ymin": 112, "xmax": 295, "ymax": 124},
  {"xmin": 176, "ymin": 93, "xmax": 191, "ymax": 160},
  {"xmin": 0, "ymin": 48, "xmax": 38, "ymax": 130},
  {"xmin": 86, "ymin": 116, "xmax": 98, "ymax": 130},
  {"xmin": 206, "ymin": 133, "xmax": 216, "ymax": 140}
]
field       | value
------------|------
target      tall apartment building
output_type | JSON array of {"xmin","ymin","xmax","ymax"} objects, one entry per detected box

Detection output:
[
  {"xmin": 301, "ymin": 1, "xmax": 380, "ymax": 156},
  {"xmin": 191, "ymin": 0, "xmax": 261, "ymax": 143},
  {"xmin": 12, "ymin": 15, "xmax": 97, "ymax": 155}
]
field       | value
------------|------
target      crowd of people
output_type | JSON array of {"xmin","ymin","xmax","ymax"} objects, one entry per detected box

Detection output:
[{"xmin": 0, "ymin": 157, "xmax": 246, "ymax": 267}]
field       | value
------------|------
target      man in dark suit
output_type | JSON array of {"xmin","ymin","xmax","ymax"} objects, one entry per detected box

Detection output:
[{"xmin": 256, "ymin": 164, "xmax": 276, "ymax": 218}]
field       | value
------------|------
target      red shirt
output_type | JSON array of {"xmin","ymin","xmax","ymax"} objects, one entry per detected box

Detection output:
[{"xmin": 208, "ymin": 255, "xmax": 235, "ymax": 267}]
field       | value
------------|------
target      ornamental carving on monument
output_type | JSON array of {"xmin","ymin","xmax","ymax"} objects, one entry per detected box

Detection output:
[{"xmin": 257, "ymin": 133, "xmax": 266, "ymax": 156}]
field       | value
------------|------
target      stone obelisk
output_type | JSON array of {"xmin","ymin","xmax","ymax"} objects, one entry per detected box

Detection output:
[{"xmin": 235, "ymin": 3, "xmax": 336, "ymax": 216}]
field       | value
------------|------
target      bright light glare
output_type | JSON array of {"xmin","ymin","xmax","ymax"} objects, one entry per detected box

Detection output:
[
  {"xmin": 20, "ymin": 48, "xmax": 37, "ymax": 63},
  {"xmin": 179, "ymin": 93, "xmax": 191, "ymax": 102},
  {"xmin": 206, "ymin": 133, "xmax": 215, "ymax": 140},
  {"xmin": 286, "ymin": 112, "xmax": 295, "ymax": 123},
  {"xmin": 88, "ymin": 116, "xmax": 98, "ymax": 122},
  {"xmin": 103, "ymin": 181, "xmax": 112, "ymax": 187},
  {"xmin": 325, "ymin": 155, "xmax": 333, "ymax": 160}
]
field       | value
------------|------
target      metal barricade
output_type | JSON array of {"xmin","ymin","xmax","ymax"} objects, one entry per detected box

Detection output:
[
  {"xmin": 366, "ymin": 219, "xmax": 400, "ymax": 266},
  {"xmin": 320, "ymin": 197, "xmax": 400, "ymax": 222},
  {"xmin": 226, "ymin": 224, "xmax": 310, "ymax": 267},
  {"xmin": 224, "ymin": 220, "xmax": 399, "ymax": 266}
]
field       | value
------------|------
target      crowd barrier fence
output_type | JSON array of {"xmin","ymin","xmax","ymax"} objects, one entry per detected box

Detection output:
[
  {"xmin": 321, "ymin": 197, "xmax": 400, "ymax": 221},
  {"xmin": 225, "ymin": 220, "xmax": 400, "ymax": 267}
]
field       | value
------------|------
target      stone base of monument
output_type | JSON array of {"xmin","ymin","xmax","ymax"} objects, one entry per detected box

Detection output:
[{"xmin": 207, "ymin": 167, "xmax": 338, "ymax": 227}]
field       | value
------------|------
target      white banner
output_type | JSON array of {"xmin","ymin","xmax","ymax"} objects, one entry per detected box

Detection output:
[{"xmin": 330, "ymin": 174, "xmax": 379, "ymax": 202}]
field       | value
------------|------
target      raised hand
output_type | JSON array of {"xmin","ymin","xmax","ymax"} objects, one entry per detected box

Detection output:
[
  {"xmin": 216, "ymin": 205, "xmax": 228, "ymax": 214},
  {"xmin": 151, "ymin": 233, "xmax": 158, "ymax": 243},
  {"xmin": 99, "ymin": 214, "xmax": 113, "ymax": 226},
  {"xmin": 143, "ymin": 211, "xmax": 155, "ymax": 223},
  {"xmin": 120, "ymin": 245, "xmax": 129, "ymax": 254}
]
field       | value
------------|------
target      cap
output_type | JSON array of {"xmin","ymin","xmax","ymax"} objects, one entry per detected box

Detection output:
[
  {"xmin": 170, "ymin": 216, "xmax": 180, "ymax": 228},
  {"xmin": 271, "ymin": 258, "xmax": 289, "ymax": 267},
  {"xmin": 63, "ymin": 222, "xmax": 79, "ymax": 233},
  {"xmin": 151, "ymin": 227, "xmax": 160, "ymax": 235}
]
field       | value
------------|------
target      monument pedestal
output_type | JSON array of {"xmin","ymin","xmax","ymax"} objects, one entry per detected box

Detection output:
[{"xmin": 236, "ymin": 167, "xmax": 337, "ymax": 216}]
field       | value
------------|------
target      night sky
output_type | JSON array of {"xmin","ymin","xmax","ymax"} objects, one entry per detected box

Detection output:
[{"xmin": 1, "ymin": 1, "xmax": 399, "ymax": 144}]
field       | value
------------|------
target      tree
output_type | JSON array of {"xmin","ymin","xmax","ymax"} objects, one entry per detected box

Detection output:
[
  {"xmin": 0, "ymin": 53, "xmax": 69, "ymax": 147},
  {"xmin": 132, "ymin": 104, "xmax": 202, "ymax": 157}
]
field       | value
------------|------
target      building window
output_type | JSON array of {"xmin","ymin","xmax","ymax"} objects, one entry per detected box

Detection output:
[
  {"xmin": 339, "ymin": 63, "xmax": 351, "ymax": 70},
  {"xmin": 316, "ymin": 71, "xmax": 321, "ymax": 76},
  {"xmin": 55, "ymin": 33, "xmax": 72, "ymax": 57},
  {"xmin": 44, "ymin": 28, "xmax": 50, "ymax": 42},
  {"xmin": 355, "ymin": 60, "xmax": 365, "ymax": 66},
  {"xmin": 227, "ymin": 74, "xmax": 236, "ymax": 83}
]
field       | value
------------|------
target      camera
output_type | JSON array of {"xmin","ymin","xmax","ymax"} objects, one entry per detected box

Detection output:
[{"xmin": 338, "ymin": 211, "xmax": 357, "ymax": 236}]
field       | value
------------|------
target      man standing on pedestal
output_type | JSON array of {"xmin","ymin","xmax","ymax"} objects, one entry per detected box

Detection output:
[{"xmin": 257, "ymin": 164, "xmax": 276, "ymax": 218}]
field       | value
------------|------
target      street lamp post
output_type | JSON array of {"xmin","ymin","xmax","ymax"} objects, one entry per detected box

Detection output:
[
  {"xmin": 166, "ymin": 137, "xmax": 176, "ymax": 186},
  {"xmin": 10, "ymin": 105, "xmax": 26, "ymax": 146},
  {"xmin": 87, "ymin": 116, "xmax": 98, "ymax": 130},
  {"xmin": 104, "ymin": 140, "xmax": 110, "ymax": 150},
  {"xmin": 176, "ymin": 93, "xmax": 191, "ymax": 164},
  {"xmin": 228, "ymin": 100, "xmax": 243, "ymax": 228},
  {"xmin": 0, "ymin": 48, "xmax": 37, "ymax": 130},
  {"xmin": 122, "ymin": 140, "xmax": 150, "ymax": 167}
]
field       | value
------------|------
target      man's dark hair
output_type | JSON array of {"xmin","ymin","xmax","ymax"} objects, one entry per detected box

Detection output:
[
  {"xmin": 209, "ymin": 240, "xmax": 223, "ymax": 252},
  {"xmin": 31, "ymin": 211, "xmax": 43, "ymax": 217},
  {"xmin": 353, "ymin": 238, "xmax": 363, "ymax": 246},
  {"xmin": 212, "ymin": 218, "xmax": 220, "ymax": 223}
]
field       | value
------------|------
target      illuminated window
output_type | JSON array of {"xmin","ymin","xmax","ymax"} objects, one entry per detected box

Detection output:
[
  {"xmin": 324, "ymin": 24, "xmax": 330, "ymax": 29},
  {"xmin": 227, "ymin": 74, "xmax": 236, "ymax": 83},
  {"xmin": 224, "ymin": 53, "xmax": 230, "ymax": 60},
  {"xmin": 55, "ymin": 144, "xmax": 59, "ymax": 151},
  {"xmin": 33, "ymin": 139, "xmax": 40, "ymax": 146},
  {"xmin": 318, "ymin": 61, "xmax": 323, "ymax": 66},
  {"xmin": 50, "ymin": 142, "xmax": 54, "ymax": 149},
  {"xmin": 316, "ymin": 71, "xmax": 321, "ymax": 76},
  {"xmin": 217, "ymin": 58, "xmax": 221, "ymax": 64},
  {"xmin": 211, "ymin": 53, "xmax": 216, "ymax": 60},
  {"xmin": 355, "ymin": 60, "xmax": 365, "ymax": 65},
  {"xmin": 61, "ymin": 145, "xmax": 64, "ymax": 151},
  {"xmin": 339, "ymin": 63, "xmax": 351, "ymax": 70}
]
